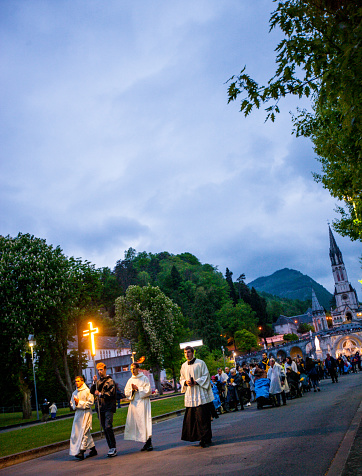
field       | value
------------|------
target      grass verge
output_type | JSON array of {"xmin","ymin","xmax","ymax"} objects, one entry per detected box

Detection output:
[
  {"xmin": 0, "ymin": 395, "xmax": 184, "ymax": 458},
  {"xmin": 0, "ymin": 408, "xmax": 72, "ymax": 428}
]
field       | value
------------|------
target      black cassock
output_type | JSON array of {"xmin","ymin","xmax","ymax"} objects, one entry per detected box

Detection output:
[{"xmin": 181, "ymin": 402, "xmax": 214, "ymax": 443}]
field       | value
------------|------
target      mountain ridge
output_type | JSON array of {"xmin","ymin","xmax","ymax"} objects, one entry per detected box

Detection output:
[{"xmin": 248, "ymin": 268, "xmax": 333, "ymax": 310}]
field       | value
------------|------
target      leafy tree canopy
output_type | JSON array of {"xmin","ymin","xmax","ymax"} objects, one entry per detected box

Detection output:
[
  {"xmin": 114, "ymin": 284, "xmax": 186, "ymax": 392},
  {"xmin": 234, "ymin": 329, "xmax": 258, "ymax": 354},
  {"xmin": 228, "ymin": 0, "xmax": 362, "ymax": 240}
]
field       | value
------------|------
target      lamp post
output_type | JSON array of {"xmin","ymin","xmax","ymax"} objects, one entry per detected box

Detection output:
[
  {"xmin": 259, "ymin": 326, "xmax": 268, "ymax": 348},
  {"xmin": 28, "ymin": 336, "xmax": 39, "ymax": 420},
  {"xmin": 221, "ymin": 346, "xmax": 225, "ymax": 367}
]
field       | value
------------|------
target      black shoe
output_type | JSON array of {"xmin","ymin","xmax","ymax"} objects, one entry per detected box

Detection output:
[
  {"xmin": 75, "ymin": 450, "xmax": 85, "ymax": 460},
  {"xmin": 199, "ymin": 439, "xmax": 209, "ymax": 448},
  {"xmin": 141, "ymin": 438, "xmax": 152, "ymax": 451},
  {"xmin": 87, "ymin": 447, "xmax": 97, "ymax": 458}
]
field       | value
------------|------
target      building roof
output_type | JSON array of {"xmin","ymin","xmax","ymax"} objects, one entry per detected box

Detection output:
[
  {"xmin": 68, "ymin": 336, "xmax": 131, "ymax": 350},
  {"xmin": 312, "ymin": 288, "xmax": 324, "ymax": 313},
  {"xmin": 274, "ymin": 315, "xmax": 294, "ymax": 326}
]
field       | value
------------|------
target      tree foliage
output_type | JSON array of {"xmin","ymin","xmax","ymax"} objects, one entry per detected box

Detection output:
[
  {"xmin": 114, "ymin": 285, "xmax": 186, "ymax": 393},
  {"xmin": 227, "ymin": 0, "xmax": 362, "ymax": 240},
  {"xmin": 234, "ymin": 329, "xmax": 258, "ymax": 354},
  {"xmin": 283, "ymin": 333, "xmax": 299, "ymax": 341},
  {"xmin": 0, "ymin": 233, "xmax": 105, "ymax": 416}
]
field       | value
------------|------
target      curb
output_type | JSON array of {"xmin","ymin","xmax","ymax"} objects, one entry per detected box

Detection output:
[
  {"xmin": 326, "ymin": 399, "xmax": 362, "ymax": 476},
  {"xmin": 0, "ymin": 408, "xmax": 185, "ymax": 470}
]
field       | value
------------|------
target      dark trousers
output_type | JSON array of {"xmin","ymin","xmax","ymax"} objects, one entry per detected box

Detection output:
[
  {"xmin": 236, "ymin": 389, "xmax": 245, "ymax": 410},
  {"xmin": 275, "ymin": 392, "xmax": 286, "ymax": 405},
  {"xmin": 329, "ymin": 369, "xmax": 338, "ymax": 383},
  {"xmin": 100, "ymin": 411, "xmax": 116, "ymax": 449}
]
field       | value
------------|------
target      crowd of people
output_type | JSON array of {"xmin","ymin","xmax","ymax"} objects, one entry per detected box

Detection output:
[
  {"xmin": 66, "ymin": 348, "xmax": 361, "ymax": 460},
  {"xmin": 209, "ymin": 350, "xmax": 362, "ymax": 413}
]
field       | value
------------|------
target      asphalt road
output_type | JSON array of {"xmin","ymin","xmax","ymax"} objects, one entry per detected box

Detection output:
[{"xmin": 2, "ymin": 373, "xmax": 362, "ymax": 476}]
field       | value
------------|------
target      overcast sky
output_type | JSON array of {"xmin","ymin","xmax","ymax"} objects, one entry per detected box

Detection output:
[{"xmin": 1, "ymin": 0, "xmax": 361, "ymax": 300}]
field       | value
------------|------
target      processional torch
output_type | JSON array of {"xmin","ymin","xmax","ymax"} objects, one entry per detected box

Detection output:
[{"xmin": 83, "ymin": 321, "xmax": 102, "ymax": 438}]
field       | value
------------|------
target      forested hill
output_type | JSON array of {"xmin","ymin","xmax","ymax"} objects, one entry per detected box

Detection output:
[
  {"xmin": 248, "ymin": 268, "xmax": 333, "ymax": 310},
  {"xmin": 106, "ymin": 250, "xmax": 312, "ymax": 350}
]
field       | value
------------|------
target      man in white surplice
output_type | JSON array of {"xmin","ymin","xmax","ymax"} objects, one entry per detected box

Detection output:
[
  {"xmin": 180, "ymin": 346, "xmax": 214, "ymax": 447},
  {"xmin": 124, "ymin": 362, "xmax": 153, "ymax": 451},
  {"xmin": 69, "ymin": 376, "xmax": 97, "ymax": 460}
]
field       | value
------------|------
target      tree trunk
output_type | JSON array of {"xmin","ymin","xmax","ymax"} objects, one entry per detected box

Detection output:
[
  {"xmin": 51, "ymin": 344, "xmax": 73, "ymax": 404},
  {"xmin": 18, "ymin": 371, "xmax": 32, "ymax": 419},
  {"xmin": 172, "ymin": 369, "xmax": 178, "ymax": 392},
  {"xmin": 152, "ymin": 364, "xmax": 163, "ymax": 395},
  {"xmin": 76, "ymin": 318, "xmax": 83, "ymax": 376}
]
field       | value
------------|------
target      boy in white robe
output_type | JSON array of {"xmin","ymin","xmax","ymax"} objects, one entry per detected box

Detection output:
[
  {"xmin": 69, "ymin": 376, "xmax": 97, "ymax": 460},
  {"xmin": 124, "ymin": 362, "xmax": 153, "ymax": 451}
]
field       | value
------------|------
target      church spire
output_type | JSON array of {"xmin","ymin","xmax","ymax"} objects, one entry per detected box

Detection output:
[
  {"xmin": 329, "ymin": 226, "xmax": 343, "ymax": 266},
  {"xmin": 311, "ymin": 288, "xmax": 324, "ymax": 315}
]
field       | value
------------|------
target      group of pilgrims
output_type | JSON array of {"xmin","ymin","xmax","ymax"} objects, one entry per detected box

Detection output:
[
  {"xmin": 210, "ymin": 351, "xmax": 359, "ymax": 414},
  {"xmin": 68, "ymin": 347, "xmax": 357, "ymax": 459}
]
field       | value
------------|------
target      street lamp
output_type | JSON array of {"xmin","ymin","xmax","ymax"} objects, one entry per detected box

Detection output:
[
  {"xmin": 28, "ymin": 335, "xmax": 39, "ymax": 420},
  {"xmin": 221, "ymin": 346, "xmax": 226, "ymax": 367},
  {"xmin": 132, "ymin": 351, "xmax": 137, "ymax": 363}
]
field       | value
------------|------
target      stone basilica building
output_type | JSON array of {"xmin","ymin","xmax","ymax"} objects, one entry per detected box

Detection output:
[{"xmin": 271, "ymin": 228, "xmax": 362, "ymax": 360}]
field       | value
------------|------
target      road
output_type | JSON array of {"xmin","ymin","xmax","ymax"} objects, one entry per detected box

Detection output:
[{"xmin": 2, "ymin": 373, "xmax": 362, "ymax": 476}]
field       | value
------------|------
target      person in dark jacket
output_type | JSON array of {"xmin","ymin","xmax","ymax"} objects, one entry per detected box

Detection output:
[
  {"xmin": 226, "ymin": 369, "xmax": 240, "ymax": 411},
  {"xmin": 324, "ymin": 353, "xmax": 338, "ymax": 383},
  {"xmin": 90, "ymin": 362, "xmax": 117, "ymax": 457},
  {"xmin": 305, "ymin": 357, "xmax": 320, "ymax": 392}
]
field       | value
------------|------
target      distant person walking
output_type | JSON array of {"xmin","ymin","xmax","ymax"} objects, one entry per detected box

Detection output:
[
  {"xmin": 325, "ymin": 353, "xmax": 338, "ymax": 383},
  {"xmin": 41, "ymin": 399, "xmax": 50, "ymax": 422},
  {"xmin": 49, "ymin": 402, "xmax": 57, "ymax": 420},
  {"xmin": 69, "ymin": 376, "xmax": 97, "ymax": 460}
]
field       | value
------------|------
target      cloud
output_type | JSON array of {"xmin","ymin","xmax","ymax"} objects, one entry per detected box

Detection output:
[{"xmin": 1, "ymin": 0, "xmax": 360, "ymax": 301}]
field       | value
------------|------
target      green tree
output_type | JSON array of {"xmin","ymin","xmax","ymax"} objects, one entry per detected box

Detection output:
[
  {"xmin": 114, "ymin": 285, "xmax": 186, "ymax": 393},
  {"xmin": 227, "ymin": 0, "xmax": 362, "ymax": 240},
  {"xmin": 234, "ymin": 329, "xmax": 258, "ymax": 354},
  {"xmin": 0, "ymin": 234, "xmax": 70, "ymax": 418},
  {"xmin": 225, "ymin": 268, "xmax": 238, "ymax": 305},
  {"xmin": 283, "ymin": 333, "xmax": 299, "ymax": 342},
  {"xmin": 100, "ymin": 267, "xmax": 122, "ymax": 317},
  {"xmin": 191, "ymin": 287, "xmax": 224, "ymax": 351},
  {"xmin": 297, "ymin": 322, "xmax": 315, "ymax": 333},
  {"xmin": 216, "ymin": 301, "xmax": 257, "ymax": 348}
]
